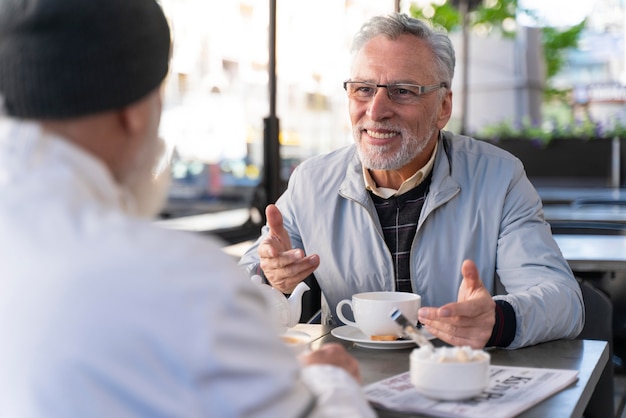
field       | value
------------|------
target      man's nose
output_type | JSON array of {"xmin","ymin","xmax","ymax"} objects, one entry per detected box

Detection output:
[
  {"xmin": 367, "ymin": 87, "xmax": 394, "ymax": 120},
  {"xmin": 366, "ymin": 87, "xmax": 394, "ymax": 120}
]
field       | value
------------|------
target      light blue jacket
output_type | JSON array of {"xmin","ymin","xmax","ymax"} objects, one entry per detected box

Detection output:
[{"xmin": 240, "ymin": 131, "xmax": 584, "ymax": 349}]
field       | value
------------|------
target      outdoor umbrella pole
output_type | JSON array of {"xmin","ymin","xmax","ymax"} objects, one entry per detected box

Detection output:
[{"xmin": 263, "ymin": 0, "xmax": 281, "ymax": 207}]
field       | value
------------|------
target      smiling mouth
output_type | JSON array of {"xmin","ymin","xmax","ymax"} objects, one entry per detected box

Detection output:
[{"xmin": 365, "ymin": 129, "xmax": 399, "ymax": 139}]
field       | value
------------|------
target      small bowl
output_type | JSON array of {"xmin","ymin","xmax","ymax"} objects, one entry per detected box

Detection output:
[
  {"xmin": 280, "ymin": 330, "xmax": 312, "ymax": 356},
  {"xmin": 410, "ymin": 346, "xmax": 490, "ymax": 401}
]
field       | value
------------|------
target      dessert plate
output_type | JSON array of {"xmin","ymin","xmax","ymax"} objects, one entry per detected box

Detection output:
[{"xmin": 331, "ymin": 325, "xmax": 434, "ymax": 350}]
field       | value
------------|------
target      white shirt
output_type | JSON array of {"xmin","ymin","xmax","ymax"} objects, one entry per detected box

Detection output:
[
  {"xmin": 0, "ymin": 119, "xmax": 375, "ymax": 418},
  {"xmin": 364, "ymin": 141, "xmax": 438, "ymax": 198}
]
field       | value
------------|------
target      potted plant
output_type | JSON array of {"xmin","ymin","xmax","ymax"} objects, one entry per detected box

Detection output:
[{"xmin": 475, "ymin": 118, "xmax": 626, "ymax": 187}]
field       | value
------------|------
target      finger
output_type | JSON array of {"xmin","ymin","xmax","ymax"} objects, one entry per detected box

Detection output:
[
  {"xmin": 418, "ymin": 306, "xmax": 439, "ymax": 322},
  {"xmin": 437, "ymin": 300, "xmax": 482, "ymax": 319},
  {"xmin": 266, "ymin": 204, "xmax": 286, "ymax": 237},
  {"xmin": 423, "ymin": 323, "xmax": 487, "ymax": 349},
  {"xmin": 258, "ymin": 230, "xmax": 294, "ymax": 260},
  {"xmin": 261, "ymin": 249, "xmax": 316, "ymax": 272},
  {"xmin": 267, "ymin": 273, "xmax": 312, "ymax": 294},
  {"xmin": 257, "ymin": 239, "xmax": 303, "ymax": 264},
  {"xmin": 419, "ymin": 303, "xmax": 473, "ymax": 324},
  {"xmin": 303, "ymin": 343, "xmax": 362, "ymax": 382},
  {"xmin": 257, "ymin": 236, "xmax": 280, "ymax": 259},
  {"xmin": 262, "ymin": 255, "xmax": 320, "ymax": 293},
  {"xmin": 461, "ymin": 259, "xmax": 483, "ymax": 291},
  {"xmin": 420, "ymin": 297, "xmax": 494, "ymax": 323},
  {"xmin": 420, "ymin": 312, "xmax": 492, "ymax": 347}
]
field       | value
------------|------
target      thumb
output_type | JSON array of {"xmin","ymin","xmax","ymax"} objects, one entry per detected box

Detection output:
[
  {"xmin": 266, "ymin": 204, "xmax": 286, "ymax": 237},
  {"xmin": 461, "ymin": 259, "xmax": 483, "ymax": 291}
]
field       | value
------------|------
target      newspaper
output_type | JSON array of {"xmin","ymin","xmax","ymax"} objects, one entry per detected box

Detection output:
[{"xmin": 364, "ymin": 365, "xmax": 579, "ymax": 418}]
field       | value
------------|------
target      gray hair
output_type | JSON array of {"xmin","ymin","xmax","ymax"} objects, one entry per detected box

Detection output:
[{"xmin": 350, "ymin": 13, "xmax": 455, "ymax": 86}]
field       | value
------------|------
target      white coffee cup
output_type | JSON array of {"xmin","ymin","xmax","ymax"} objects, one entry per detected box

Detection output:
[{"xmin": 336, "ymin": 291, "xmax": 421, "ymax": 338}]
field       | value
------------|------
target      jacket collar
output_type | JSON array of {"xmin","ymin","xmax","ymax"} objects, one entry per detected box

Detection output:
[
  {"xmin": 421, "ymin": 130, "xmax": 461, "ymax": 222},
  {"xmin": 340, "ymin": 131, "xmax": 460, "ymax": 209}
]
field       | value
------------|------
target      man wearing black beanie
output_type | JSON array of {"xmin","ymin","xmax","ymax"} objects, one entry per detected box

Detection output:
[{"xmin": 0, "ymin": 1, "xmax": 375, "ymax": 416}]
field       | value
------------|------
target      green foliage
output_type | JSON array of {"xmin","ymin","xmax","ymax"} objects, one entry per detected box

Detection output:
[
  {"xmin": 477, "ymin": 117, "xmax": 626, "ymax": 144},
  {"xmin": 542, "ymin": 20, "xmax": 586, "ymax": 80},
  {"xmin": 478, "ymin": 118, "xmax": 553, "ymax": 145},
  {"xmin": 472, "ymin": 0, "xmax": 518, "ymax": 38},
  {"xmin": 409, "ymin": 1, "xmax": 586, "ymax": 89},
  {"xmin": 410, "ymin": 3, "xmax": 461, "ymax": 31},
  {"xmin": 410, "ymin": 0, "xmax": 519, "ymax": 37}
]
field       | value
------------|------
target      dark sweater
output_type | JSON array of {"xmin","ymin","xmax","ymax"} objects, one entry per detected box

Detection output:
[{"xmin": 369, "ymin": 173, "xmax": 515, "ymax": 347}]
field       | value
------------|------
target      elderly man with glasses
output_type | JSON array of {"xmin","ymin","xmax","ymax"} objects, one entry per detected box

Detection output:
[{"xmin": 240, "ymin": 13, "xmax": 583, "ymax": 350}]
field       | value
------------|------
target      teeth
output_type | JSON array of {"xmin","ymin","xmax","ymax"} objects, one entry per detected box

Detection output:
[{"xmin": 366, "ymin": 130, "xmax": 397, "ymax": 139}]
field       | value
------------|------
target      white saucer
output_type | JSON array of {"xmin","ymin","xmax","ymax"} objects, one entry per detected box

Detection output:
[{"xmin": 331, "ymin": 325, "xmax": 434, "ymax": 350}]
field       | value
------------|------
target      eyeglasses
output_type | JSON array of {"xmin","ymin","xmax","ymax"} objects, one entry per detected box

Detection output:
[{"xmin": 343, "ymin": 80, "xmax": 448, "ymax": 105}]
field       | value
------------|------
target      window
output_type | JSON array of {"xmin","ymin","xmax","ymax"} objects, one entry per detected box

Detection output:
[{"xmin": 157, "ymin": 0, "xmax": 395, "ymax": 232}]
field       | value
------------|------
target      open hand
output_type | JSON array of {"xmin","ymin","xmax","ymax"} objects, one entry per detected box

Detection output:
[
  {"xmin": 257, "ymin": 204, "xmax": 319, "ymax": 293},
  {"xmin": 417, "ymin": 259, "xmax": 495, "ymax": 348}
]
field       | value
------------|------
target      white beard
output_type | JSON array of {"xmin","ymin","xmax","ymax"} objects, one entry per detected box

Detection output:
[
  {"xmin": 121, "ymin": 136, "xmax": 171, "ymax": 219},
  {"xmin": 354, "ymin": 123, "xmax": 435, "ymax": 171}
]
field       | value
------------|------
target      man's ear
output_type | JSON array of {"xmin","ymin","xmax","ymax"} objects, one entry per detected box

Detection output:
[
  {"xmin": 117, "ymin": 99, "xmax": 150, "ymax": 137},
  {"xmin": 436, "ymin": 90, "xmax": 453, "ymax": 130}
]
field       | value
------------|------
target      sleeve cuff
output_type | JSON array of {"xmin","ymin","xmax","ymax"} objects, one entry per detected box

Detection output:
[
  {"xmin": 301, "ymin": 365, "xmax": 377, "ymax": 417},
  {"xmin": 245, "ymin": 262, "xmax": 263, "ymax": 277},
  {"xmin": 486, "ymin": 300, "xmax": 516, "ymax": 347}
]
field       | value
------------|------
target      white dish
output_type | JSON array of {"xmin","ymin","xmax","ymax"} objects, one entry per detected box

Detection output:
[
  {"xmin": 280, "ymin": 330, "xmax": 312, "ymax": 355},
  {"xmin": 282, "ymin": 330, "xmax": 311, "ymax": 340},
  {"xmin": 410, "ymin": 346, "xmax": 490, "ymax": 401},
  {"xmin": 331, "ymin": 325, "xmax": 433, "ymax": 350}
]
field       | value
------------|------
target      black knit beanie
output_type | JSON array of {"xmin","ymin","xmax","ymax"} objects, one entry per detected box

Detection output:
[{"xmin": 0, "ymin": 0, "xmax": 171, "ymax": 119}]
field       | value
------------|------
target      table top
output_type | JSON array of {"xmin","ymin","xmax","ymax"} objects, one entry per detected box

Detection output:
[
  {"xmin": 294, "ymin": 324, "xmax": 609, "ymax": 418},
  {"xmin": 544, "ymin": 204, "xmax": 626, "ymax": 223},
  {"xmin": 154, "ymin": 187, "xmax": 626, "ymax": 230},
  {"xmin": 155, "ymin": 208, "xmax": 249, "ymax": 232},
  {"xmin": 219, "ymin": 232, "xmax": 626, "ymax": 272},
  {"xmin": 537, "ymin": 187, "xmax": 626, "ymax": 205},
  {"xmin": 156, "ymin": 206, "xmax": 626, "ymax": 272},
  {"xmin": 553, "ymin": 234, "xmax": 626, "ymax": 271}
]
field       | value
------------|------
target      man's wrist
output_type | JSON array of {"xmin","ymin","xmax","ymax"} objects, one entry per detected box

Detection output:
[
  {"xmin": 486, "ymin": 300, "xmax": 516, "ymax": 347},
  {"xmin": 246, "ymin": 262, "xmax": 263, "ymax": 277}
]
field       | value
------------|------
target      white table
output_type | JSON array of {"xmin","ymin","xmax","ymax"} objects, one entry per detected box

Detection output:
[
  {"xmin": 155, "ymin": 208, "xmax": 249, "ymax": 232},
  {"xmin": 544, "ymin": 205, "xmax": 626, "ymax": 223},
  {"xmin": 295, "ymin": 325, "xmax": 609, "ymax": 418},
  {"xmin": 218, "ymin": 233, "xmax": 626, "ymax": 273},
  {"xmin": 553, "ymin": 234, "xmax": 626, "ymax": 271},
  {"xmin": 155, "ymin": 209, "xmax": 626, "ymax": 273}
]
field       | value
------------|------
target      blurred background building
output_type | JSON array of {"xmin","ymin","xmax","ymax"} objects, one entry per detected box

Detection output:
[
  {"xmin": 156, "ymin": 0, "xmax": 625, "ymax": 218},
  {"xmin": 158, "ymin": 0, "xmax": 396, "ymax": 216}
]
